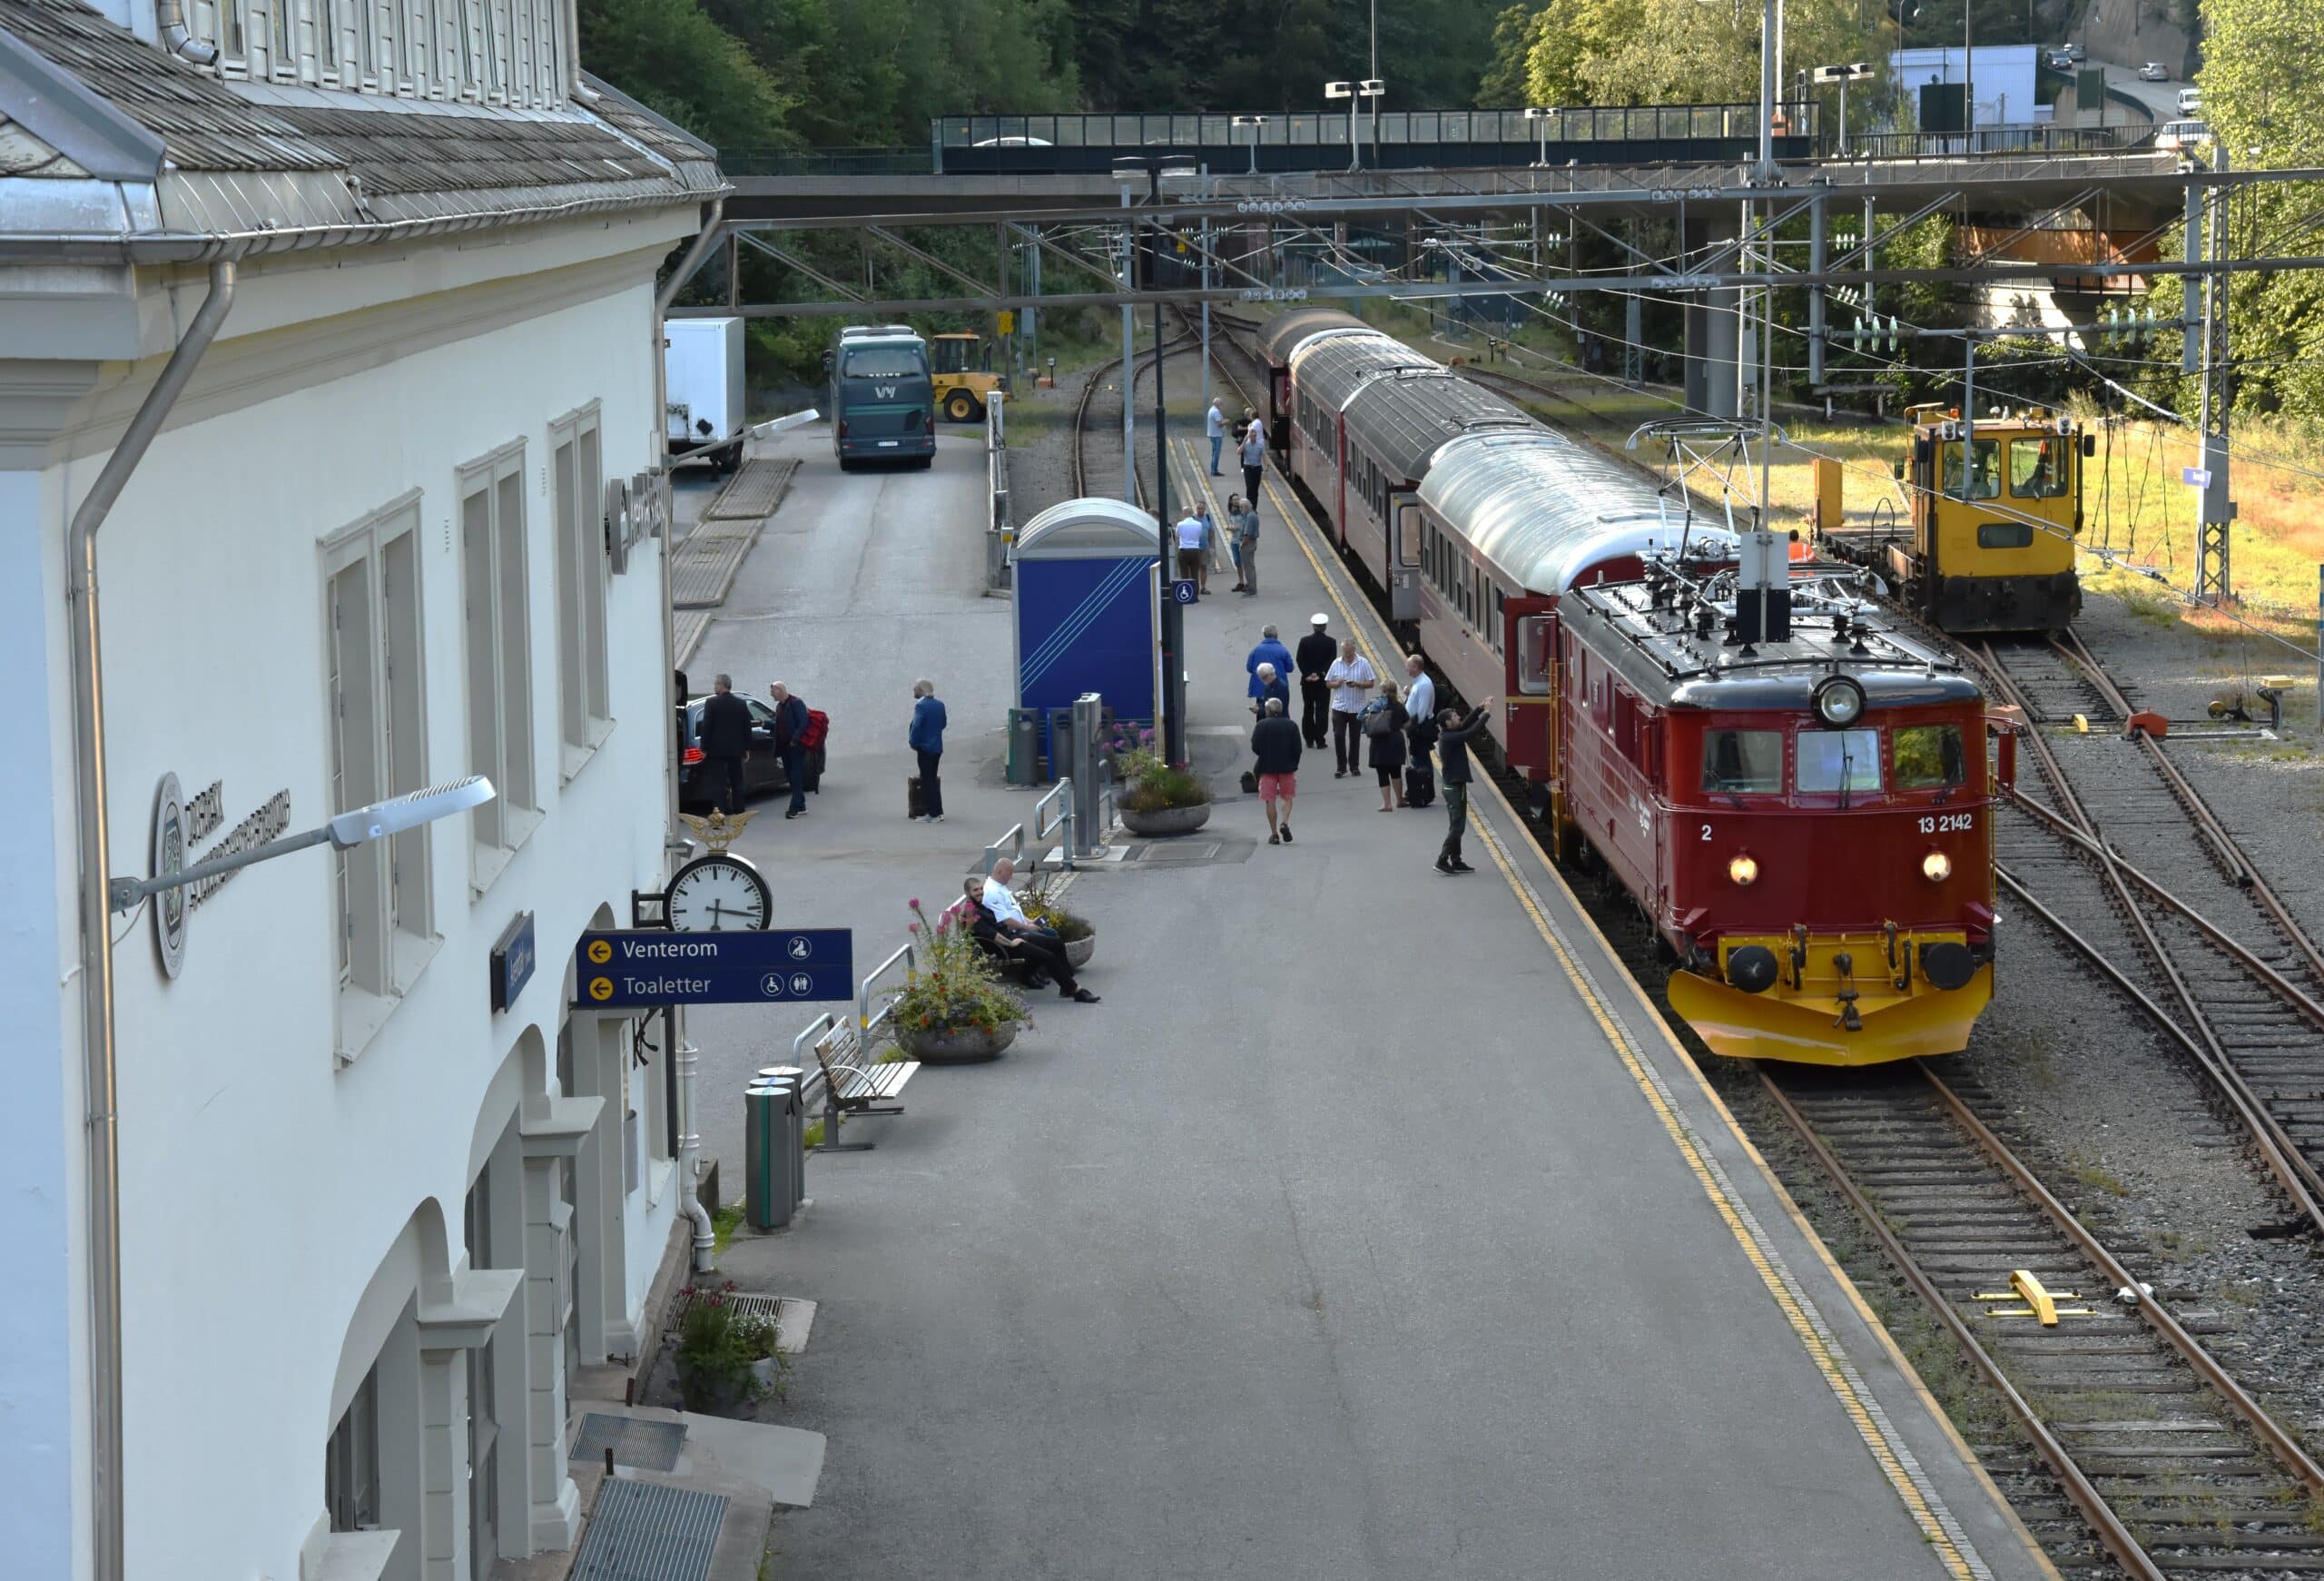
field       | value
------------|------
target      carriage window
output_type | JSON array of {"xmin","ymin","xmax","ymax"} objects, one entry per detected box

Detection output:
[
  {"xmin": 1940, "ymin": 439, "xmax": 2002, "ymax": 500},
  {"xmin": 1701, "ymin": 729, "xmax": 1782, "ymax": 794},
  {"xmin": 1975, "ymin": 521, "xmax": 2034, "ymax": 548},
  {"xmin": 1797, "ymin": 729, "xmax": 1883, "ymax": 794},
  {"xmin": 2010, "ymin": 438, "xmax": 2070, "ymax": 498},
  {"xmin": 1396, "ymin": 506, "xmax": 1421, "ymax": 568},
  {"xmin": 1515, "ymin": 615, "xmax": 1551, "ymax": 695},
  {"xmin": 1894, "ymin": 724, "xmax": 1967, "ymax": 789}
]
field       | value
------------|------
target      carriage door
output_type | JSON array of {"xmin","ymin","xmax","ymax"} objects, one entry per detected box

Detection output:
[
  {"xmin": 1502, "ymin": 597, "xmax": 1559, "ymax": 777},
  {"xmin": 1390, "ymin": 498, "xmax": 1423, "ymax": 620}
]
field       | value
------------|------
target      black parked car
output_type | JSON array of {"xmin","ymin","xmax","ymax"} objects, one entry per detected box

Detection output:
[{"xmin": 675, "ymin": 696, "xmax": 826, "ymax": 810}]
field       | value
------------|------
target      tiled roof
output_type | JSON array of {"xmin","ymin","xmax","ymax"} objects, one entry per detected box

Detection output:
[{"xmin": 0, "ymin": 0, "xmax": 723, "ymax": 244}]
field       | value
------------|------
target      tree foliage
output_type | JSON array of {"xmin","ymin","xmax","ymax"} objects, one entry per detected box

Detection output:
[{"xmin": 1478, "ymin": 0, "xmax": 1883, "ymax": 107}]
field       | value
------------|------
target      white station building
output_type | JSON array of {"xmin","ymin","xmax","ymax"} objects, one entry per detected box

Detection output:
[{"xmin": 0, "ymin": 3, "xmax": 723, "ymax": 1577}]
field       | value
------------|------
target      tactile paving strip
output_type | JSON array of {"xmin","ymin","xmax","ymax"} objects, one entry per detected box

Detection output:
[{"xmin": 571, "ymin": 1479, "xmax": 725, "ymax": 1581}]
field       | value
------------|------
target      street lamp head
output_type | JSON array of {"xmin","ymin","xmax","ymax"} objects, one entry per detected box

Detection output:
[
  {"xmin": 1231, "ymin": 114, "xmax": 1269, "ymax": 127},
  {"xmin": 1158, "ymin": 154, "xmax": 1200, "ymax": 179},
  {"xmin": 328, "ymin": 776, "xmax": 495, "ymax": 848},
  {"xmin": 1324, "ymin": 81, "xmax": 1354, "ymax": 99},
  {"xmin": 1109, "ymin": 156, "xmax": 1147, "ymax": 183},
  {"xmin": 1523, "ymin": 106, "xmax": 1560, "ymax": 120},
  {"xmin": 1358, "ymin": 78, "xmax": 1386, "ymax": 96}
]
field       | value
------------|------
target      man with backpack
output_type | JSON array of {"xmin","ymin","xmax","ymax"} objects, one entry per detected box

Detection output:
[{"xmin": 767, "ymin": 680, "xmax": 812, "ymax": 819}]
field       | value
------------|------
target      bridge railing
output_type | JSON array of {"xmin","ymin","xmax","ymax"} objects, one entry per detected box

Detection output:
[
  {"xmin": 1838, "ymin": 123, "xmax": 2153, "ymax": 161},
  {"xmin": 932, "ymin": 103, "xmax": 1820, "ymax": 153},
  {"xmin": 721, "ymin": 146, "xmax": 929, "ymax": 177}
]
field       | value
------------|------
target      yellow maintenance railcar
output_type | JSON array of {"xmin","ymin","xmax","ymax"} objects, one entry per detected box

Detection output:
[{"xmin": 1817, "ymin": 405, "xmax": 2093, "ymax": 634}]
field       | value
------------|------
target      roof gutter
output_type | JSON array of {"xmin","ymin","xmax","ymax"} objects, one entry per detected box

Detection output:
[
  {"xmin": 154, "ymin": 0, "xmax": 220, "ymax": 64},
  {"xmin": 68, "ymin": 260, "xmax": 235, "ymax": 1581}
]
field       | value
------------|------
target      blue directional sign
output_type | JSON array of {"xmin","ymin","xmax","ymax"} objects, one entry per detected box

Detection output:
[
  {"xmin": 574, "ymin": 929, "xmax": 854, "ymax": 1008},
  {"xmin": 1171, "ymin": 578, "xmax": 1198, "ymax": 606}
]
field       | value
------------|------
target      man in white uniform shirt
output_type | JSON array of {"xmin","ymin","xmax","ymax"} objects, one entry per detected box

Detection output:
[
  {"xmin": 1323, "ymin": 639, "xmax": 1375, "ymax": 778},
  {"xmin": 981, "ymin": 857, "xmax": 1049, "ymax": 937},
  {"xmin": 1175, "ymin": 509, "xmax": 1206, "ymax": 592}
]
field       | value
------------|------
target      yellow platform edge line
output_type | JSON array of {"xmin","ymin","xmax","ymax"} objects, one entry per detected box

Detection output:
[{"xmin": 1260, "ymin": 457, "xmax": 2058, "ymax": 1581}]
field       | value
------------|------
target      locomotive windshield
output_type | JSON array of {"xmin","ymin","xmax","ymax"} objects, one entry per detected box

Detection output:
[
  {"xmin": 1703, "ymin": 729, "xmax": 1782, "ymax": 794},
  {"xmin": 1895, "ymin": 724, "xmax": 1967, "ymax": 788},
  {"xmin": 2011, "ymin": 438, "xmax": 2071, "ymax": 497},
  {"xmin": 1797, "ymin": 728, "xmax": 1883, "ymax": 794},
  {"xmin": 1940, "ymin": 439, "xmax": 2002, "ymax": 500}
]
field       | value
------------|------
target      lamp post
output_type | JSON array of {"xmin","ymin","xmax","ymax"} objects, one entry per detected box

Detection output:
[
  {"xmin": 1812, "ymin": 61, "xmax": 1875, "ymax": 157},
  {"xmin": 1112, "ymin": 153, "xmax": 1199, "ymax": 769},
  {"xmin": 1523, "ymin": 105, "xmax": 1558, "ymax": 166},
  {"xmin": 108, "ymin": 777, "xmax": 496, "ymax": 914},
  {"xmin": 1324, "ymin": 80, "xmax": 1386, "ymax": 172},
  {"xmin": 1232, "ymin": 114, "xmax": 1269, "ymax": 176}
]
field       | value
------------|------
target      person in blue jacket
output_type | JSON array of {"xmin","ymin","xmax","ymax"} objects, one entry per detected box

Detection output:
[
  {"xmin": 1246, "ymin": 623, "xmax": 1294, "ymax": 708},
  {"xmin": 909, "ymin": 677, "xmax": 947, "ymax": 824}
]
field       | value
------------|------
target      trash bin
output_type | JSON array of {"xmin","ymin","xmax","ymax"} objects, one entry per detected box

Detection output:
[
  {"xmin": 1007, "ymin": 707, "xmax": 1040, "ymax": 786},
  {"xmin": 1045, "ymin": 707, "xmax": 1076, "ymax": 786},
  {"xmin": 744, "ymin": 1077, "xmax": 799, "ymax": 1230},
  {"xmin": 760, "ymin": 1065, "xmax": 809, "ymax": 1206}
]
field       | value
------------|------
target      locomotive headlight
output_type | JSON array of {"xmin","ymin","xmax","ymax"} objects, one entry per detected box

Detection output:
[
  {"xmin": 1728, "ymin": 854, "xmax": 1759, "ymax": 886},
  {"xmin": 1921, "ymin": 850, "xmax": 1953, "ymax": 882},
  {"xmin": 1813, "ymin": 674, "xmax": 1867, "ymax": 726}
]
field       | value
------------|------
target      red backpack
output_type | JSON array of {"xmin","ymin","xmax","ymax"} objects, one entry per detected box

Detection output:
[{"xmin": 798, "ymin": 707, "xmax": 831, "ymax": 751}]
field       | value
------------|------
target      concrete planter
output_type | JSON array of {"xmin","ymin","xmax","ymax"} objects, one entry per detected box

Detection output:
[
  {"xmin": 896, "ymin": 1021, "xmax": 1020, "ymax": 1063},
  {"xmin": 1119, "ymin": 802, "xmax": 1212, "ymax": 837},
  {"xmin": 1062, "ymin": 934, "xmax": 1096, "ymax": 969}
]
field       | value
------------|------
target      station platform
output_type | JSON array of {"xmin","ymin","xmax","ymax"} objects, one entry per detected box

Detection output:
[{"xmin": 682, "ymin": 423, "xmax": 2057, "ymax": 1580}]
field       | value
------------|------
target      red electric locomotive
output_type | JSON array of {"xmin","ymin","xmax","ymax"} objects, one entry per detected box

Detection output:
[{"xmin": 1554, "ymin": 573, "xmax": 2000, "ymax": 1064}]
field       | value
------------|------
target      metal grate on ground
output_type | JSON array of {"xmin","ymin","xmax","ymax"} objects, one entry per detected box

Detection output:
[
  {"xmin": 702, "ymin": 458, "xmax": 799, "ymax": 521},
  {"xmin": 570, "ymin": 1414, "xmax": 687, "ymax": 1473},
  {"xmin": 665, "ymin": 1290, "xmax": 812, "ymax": 1353},
  {"xmin": 571, "ymin": 1479, "xmax": 726, "ymax": 1581}
]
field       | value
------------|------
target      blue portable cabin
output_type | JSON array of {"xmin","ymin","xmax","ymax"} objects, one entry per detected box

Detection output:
[{"xmin": 1010, "ymin": 498, "xmax": 1160, "ymax": 751}]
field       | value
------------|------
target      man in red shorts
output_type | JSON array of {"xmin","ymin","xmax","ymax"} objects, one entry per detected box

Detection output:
[{"xmin": 1249, "ymin": 696, "xmax": 1303, "ymax": 845}]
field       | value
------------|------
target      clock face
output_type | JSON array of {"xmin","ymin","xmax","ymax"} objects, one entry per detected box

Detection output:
[{"xmin": 665, "ymin": 855, "xmax": 773, "ymax": 932}]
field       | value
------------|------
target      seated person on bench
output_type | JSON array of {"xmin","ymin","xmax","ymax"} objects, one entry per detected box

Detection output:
[{"xmin": 960, "ymin": 877, "xmax": 1099, "ymax": 1003}]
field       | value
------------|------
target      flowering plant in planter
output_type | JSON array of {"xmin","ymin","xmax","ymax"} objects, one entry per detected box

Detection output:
[
  {"xmin": 673, "ymin": 1281, "xmax": 782, "ymax": 1408},
  {"xmin": 1018, "ymin": 871, "xmax": 1092, "ymax": 944},
  {"xmin": 891, "ymin": 898, "xmax": 1029, "ymax": 1038},
  {"xmin": 1108, "ymin": 727, "xmax": 1210, "ymax": 814}
]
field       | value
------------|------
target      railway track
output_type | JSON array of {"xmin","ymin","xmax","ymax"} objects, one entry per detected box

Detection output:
[
  {"xmin": 1974, "ymin": 636, "xmax": 2324, "ymax": 1240},
  {"xmin": 1766, "ymin": 1061, "xmax": 2324, "ymax": 1579},
  {"xmin": 1068, "ymin": 333, "xmax": 1197, "ymax": 505}
]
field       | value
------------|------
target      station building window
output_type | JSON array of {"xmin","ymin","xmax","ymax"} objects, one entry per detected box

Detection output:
[
  {"xmin": 201, "ymin": 0, "xmax": 563, "ymax": 104},
  {"xmin": 459, "ymin": 440, "xmax": 540, "ymax": 887},
  {"xmin": 323, "ymin": 1363, "xmax": 379, "ymax": 1535},
  {"xmin": 550, "ymin": 403, "xmax": 610, "ymax": 773},
  {"xmin": 324, "ymin": 497, "xmax": 435, "ymax": 1044}
]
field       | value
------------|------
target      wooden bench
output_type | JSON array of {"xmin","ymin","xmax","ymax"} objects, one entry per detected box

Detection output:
[{"xmin": 804, "ymin": 1020, "xmax": 918, "ymax": 1152}]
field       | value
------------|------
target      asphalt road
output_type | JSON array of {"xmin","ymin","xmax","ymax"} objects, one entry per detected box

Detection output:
[{"xmin": 683, "ymin": 431, "xmax": 2053, "ymax": 1580}]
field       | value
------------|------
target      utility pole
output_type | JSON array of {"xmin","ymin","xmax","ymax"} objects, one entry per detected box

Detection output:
[
  {"xmin": 1119, "ymin": 185, "xmax": 1136, "ymax": 506},
  {"xmin": 2193, "ymin": 149, "xmax": 2235, "ymax": 602},
  {"xmin": 1199, "ymin": 168, "xmax": 1212, "ymax": 420}
]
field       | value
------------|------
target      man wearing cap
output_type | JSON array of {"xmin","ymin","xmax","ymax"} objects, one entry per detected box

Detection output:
[{"xmin": 1294, "ymin": 613, "xmax": 1338, "ymax": 751}]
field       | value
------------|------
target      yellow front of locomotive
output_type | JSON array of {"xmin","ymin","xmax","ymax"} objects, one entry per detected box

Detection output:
[{"xmin": 1905, "ymin": 410, "xmax": 2086, "ymax": 634}]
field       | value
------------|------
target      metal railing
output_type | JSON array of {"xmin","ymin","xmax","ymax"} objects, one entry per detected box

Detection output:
[
  {"xmin": 1837, "ymin": 124, "xmax": 2152, "ymax": 161},
  {"xmin": 1034, "ymin": 778, "xmax": 1077, "ymax": 871},
  {"xmin": 987, "ymin": 391, "xmax": 1012, "ymax": 591},
  {"xmin": 933, "ymin": 104, "xmax": 1819, "ymax": 149},
  {"xmin": 980, "ymin": 821, "xmax": 1025, "ymax": 877}
]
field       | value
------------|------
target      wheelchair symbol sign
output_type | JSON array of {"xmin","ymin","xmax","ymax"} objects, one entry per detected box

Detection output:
[
  {"xmin": 759, "ymin": 973, "xmax": 786, "ymax": 998},
  {"xmin": 788, "ymin": 936, "xmax": 812, "ymax": 959},
  {"xmin": 1172, "ymin": 579, "xmax": 1198, "ymax": 606}
]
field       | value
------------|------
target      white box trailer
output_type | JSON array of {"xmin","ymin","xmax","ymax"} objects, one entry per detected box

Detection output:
[{"xmin": 665, "ymin": 316, "xmax": 746, "ymax": 469}]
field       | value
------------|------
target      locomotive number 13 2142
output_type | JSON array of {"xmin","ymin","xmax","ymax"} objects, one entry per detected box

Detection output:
[{"xmin": 1919, "ymin": 813, "xmax": 1974, "ymax": 834}]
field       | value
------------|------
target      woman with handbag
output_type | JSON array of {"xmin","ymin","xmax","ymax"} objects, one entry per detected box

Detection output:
[{"xmin": 1364, "ymin": 679, "xmax": 1410, "ymax": 812}]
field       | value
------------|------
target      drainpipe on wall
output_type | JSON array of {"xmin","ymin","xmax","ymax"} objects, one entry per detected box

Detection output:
[
  {"xmin": 69, "ymin": 260, "xmax": 236, "ymax": 1581},
  {"xmin": 154, "ymin": 0, "xmax": 219, "ymax": 64},
  {"xmin": 655, "ymin": 204, "xmax": 725, "ymax": 1275}
]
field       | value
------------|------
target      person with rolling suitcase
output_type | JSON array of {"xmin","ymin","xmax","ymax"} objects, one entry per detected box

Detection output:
[
  {"xmin": 1402, "ymin": 654, "xmax": 1438, "ymax": 809},
  {"xmin": 909, "ymin": 677, "xmax": 946, "ymax": 824}
]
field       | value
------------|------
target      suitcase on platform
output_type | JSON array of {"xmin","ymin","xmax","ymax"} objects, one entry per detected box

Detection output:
[
  {"xmin": 908, "ymin": 776, "xmax": 926, "ymax": 819},
  {"xmin": 1404, "ymin": 763, "xmax": 1435, "ymax": 808}
]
